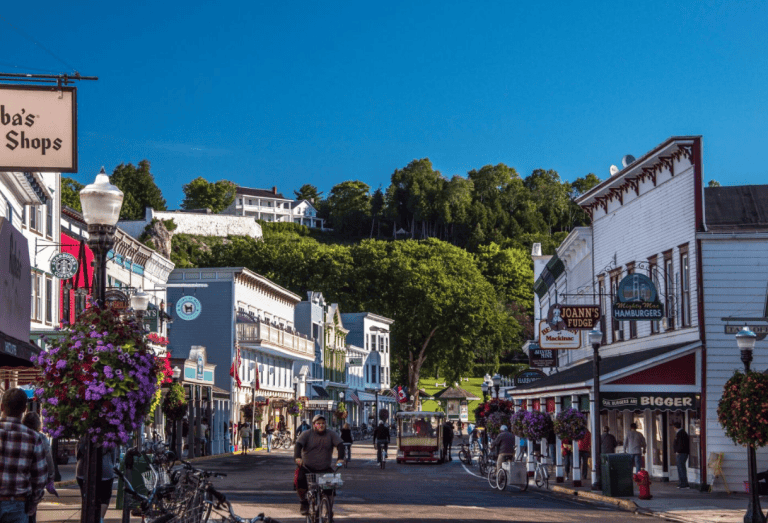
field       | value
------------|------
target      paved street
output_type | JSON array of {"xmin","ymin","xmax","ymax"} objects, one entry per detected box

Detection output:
[{"xmin": 154, "ymin": 445, "xmax": 648, "ymax": 523}]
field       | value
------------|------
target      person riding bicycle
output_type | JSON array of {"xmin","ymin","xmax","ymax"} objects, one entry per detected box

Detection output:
[
  {"xmin": 340, "ymin": 423, "xmax": 353, "ymax": 461},
  {"xmin": 294, "ymin": 414, "xmax": 344, "ymax": 516},
  {"xmin": 490, "ymin": 425, "xmax": 515, "ymax": 471},
  {"xmin": 372, "ymin": 420, "xmax": 391, "ymax": 460}
]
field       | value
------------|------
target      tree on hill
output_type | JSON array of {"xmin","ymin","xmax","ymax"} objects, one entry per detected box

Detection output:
[
  {"xmin": 294, "ymin": 184, "xmax": 324, "ymax": 204},
  {"xmin": 180, "ymin": 177, "xmax": 237, "ymax": 213},
  {"xmin": 348, "ymin": 238, "xmax": 518, "ymax": 410},
  {"xmin": 326, "ymin": 180, "xmax": 371, "ymax": 237},
  {"xmin": 60, "ymin": 177, "xmax": 84, "ymax": 212},
  {"xmin": 110, "ymin": 160, "xmax": 167, "ymax": 220}
]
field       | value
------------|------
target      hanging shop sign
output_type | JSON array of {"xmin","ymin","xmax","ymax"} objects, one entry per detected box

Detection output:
[
  {"xmin": 514, "ymin": 369, "xmax": 546, "ymax": 387},
  {"xmin": 104, "ymin": 290, "xmax": 129, "ymax": 311},
  {"xmin": 0, "ymin": 85, "xmax": 78, "ymax": 172},
  {"xmin": 538, "ymin": 320, "xmax": 581, "ymax": 349},
  {"xmin": 50, "ymin": 252, "xmax": 78, "ymax": 279},
  {"xmin": 549, "ymin": 304, "xmax": 600, "ymax": 330},
  {"xmin": 0, "ymin": 218, "xmax": 31, "ymax": 343},
  {"xmin": 613, "ymin": 273, "xmax": 664, "ymax": 320},
  {"xmin": 529, "ymin": 344, "xmax": 558, "ymax": 368},
  {"xmin": 600, "ymin": 391, "xmax": 700, "ymax": 411},
  {"xmin": 176, "ymin": 295, "xmax": 202, "ymax": 321},
  {"xmin": 724, "ymin": 324, "xmax": 768, "ymax": 341}
]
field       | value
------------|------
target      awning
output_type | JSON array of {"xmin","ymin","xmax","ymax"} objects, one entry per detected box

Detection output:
[
  {"xmin": 510, "ymin": 341, "xmax": 700, "ymax": 397},
  {"xmin": 356, "ymin": 391, "xmax": 378, "ymax": 402},
  {"xmin": 312, "ymin": 385, "xmax": 330, "ymax": 399},
  {"xmin": 0, "ymin": 331, "xmax": 42, "ymax": 366}
]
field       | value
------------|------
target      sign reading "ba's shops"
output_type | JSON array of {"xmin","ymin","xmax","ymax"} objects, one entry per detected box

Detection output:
[{"xmin": 613, "ymin": 273, "xmax": 664, "ymax": 320}]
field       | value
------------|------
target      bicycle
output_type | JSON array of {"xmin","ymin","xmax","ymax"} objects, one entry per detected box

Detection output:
[
  {"xmin": 533, "ymin": 451, "xmax": 549, "ymax": 489},
  {"xmin": 496, "ymin": 455, "xmax": 529, "ymax": 492},
  {"xmin": 114, "ymin": 465, "xmax": 207, "ymax": 523},
  {"xmin": 457, "ymin": 444, "xmax": 472, "ymax": 465},
  {"xmin": 303, "ymin": 465, "xmax": 342, "ymax": 523},
  {"xmin": 273, "ymin": 431, "xmax": 293, "ymax": 449},
  {"xmin": 375, "ymin": 440, "xmax": 388, "ymax": 469},
  {"xmin": 205, "ymin": 483, "xmax": 282, "ymax": 522}
]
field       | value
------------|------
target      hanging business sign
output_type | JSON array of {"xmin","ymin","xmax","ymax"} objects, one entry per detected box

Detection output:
[
  {"xmin": 600, "ymin": 391, "xmax": 700, "ymax": 411},
  {"xmin": 348, "ymin": 357, "xmax": 363, "ymax": 366},
  {"xmin": 529, "ymin": 344, "xmax": 558, "ymax": 368},
  {"xmin": 514, "ymin": 369, "xmax": 546, "ymax": 387},
  {"xmin": 50, "ymin": 252, "xmax": 78, "ymax": 279},
  {"xmin": 104, "ymin": 290, "xmax": 129, "ymax": 311},
  {"xmin": 538, "ymin": 320, "xmax": 582, "ymax": 349},
  {"xmin": 613, "ymin": 273, "xmax": 664, "ymax": 320},
  {"xmin": 176, "ymin": 295, "xmax": 202, "ymax": 321},
  {"xmin": 0, "ymin": 85, "xmax": 77, "ymax": 172},
  {"xmin": 551, "ymin": 304, "xmax": 601, "ymax": 330}
]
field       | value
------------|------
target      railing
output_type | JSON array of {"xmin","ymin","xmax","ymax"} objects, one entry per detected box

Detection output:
[{"xmin": 236, "ymin": 320, "xmax": 313, "ymax": 357}]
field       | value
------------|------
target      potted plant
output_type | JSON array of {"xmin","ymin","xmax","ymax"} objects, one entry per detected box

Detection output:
[{"xmin": 554, "ymin": 408, "xmax": 588, "ymax": 441}]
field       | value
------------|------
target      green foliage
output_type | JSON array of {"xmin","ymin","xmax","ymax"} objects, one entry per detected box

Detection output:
[
  {"xmin": 110, "ymin": 160, "xmax": 167, "ymax": 220},
  {"xmin": 294, "ymin": 184, "xmax": 324, "ymax": 203},
  {"xmin": 162, "ymin": 219, "xmax": 177, "ymax": 231},
  {"xmin": 60, "ymin": 177, "xmax": 83, "ymax": 212},
  {"xmin": 718, "ymin": 370, "xmax": 768, "ymax": 447},
  {"xmin": 163, "ymin": 381, "xmax": 187, "ymax": 422},
  {"xmin": 708, "ymin": 180, "xmax": 721, "ymax": 187},
  {"xmin": 181, "ymin": 177, "xmax": 237, "ymax": 213},
  {"xmin": 326, "ymin": 180, "xmax": 372, "ymax": 237}
]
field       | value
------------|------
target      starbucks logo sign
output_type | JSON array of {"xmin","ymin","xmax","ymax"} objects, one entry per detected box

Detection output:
[{"xmin": 50, "ymin": 252, "xmax": 78, "ymax": 279}]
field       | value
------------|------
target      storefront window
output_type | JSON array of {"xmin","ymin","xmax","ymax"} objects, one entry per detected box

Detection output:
[{"xmin": 689, "ymin": 411, "xmax": 701, "ymax": 469}]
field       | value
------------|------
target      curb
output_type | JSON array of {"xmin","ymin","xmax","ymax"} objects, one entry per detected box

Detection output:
[{"xmin": 550, "ymin": 485, "xmax": 639, "ymax": 512}]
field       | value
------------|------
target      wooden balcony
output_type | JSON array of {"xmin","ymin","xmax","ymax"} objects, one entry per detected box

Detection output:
[{"xmin": 236, "ymin": 319, "xmax": 314, "ymax": 358}]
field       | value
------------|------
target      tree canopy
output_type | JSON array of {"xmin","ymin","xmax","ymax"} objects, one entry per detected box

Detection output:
[
  {"xmin": 60, "ymin": 177, "xmax": 83, "ymax": 212},
  {"xmin": 180, "ymin": 177, "xmax": 237, "ymax": 213},
  {"xmin": 110, "ymin": 160, "xmax": 167, "ymax": 220}
]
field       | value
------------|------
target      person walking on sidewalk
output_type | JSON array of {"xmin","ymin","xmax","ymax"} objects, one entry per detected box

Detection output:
[
  {"xmin": 0, "ymin": 388, "xmax": 48, "ymax": 523},
  {"xmin": 561, "ymin": 438, "xmax": 573, "ymax": 480},
  {"xmin": 624, "ymin": 423, "xmax": 647, "ymax": 473},
  {"xmin": 22, "ymin": 413, "xmax": 56, "ymax": 523},
  {"xmin": 673, "ymin": 421, "xmax": 690, "ymax": 488},
  {"xmin": 578, "ymin": 430, "xmax": 591, "ymax": 479},
  {"xmin": 265, "ymin": 421, "xmax": 275, "ymax": 452},
  {"xmin": 601, "ymin": 426, "xmax": 617, "ymax": 454},
  {"xmin": 240, "ymin": 423, "xmax": 251, "ymax": 454}
]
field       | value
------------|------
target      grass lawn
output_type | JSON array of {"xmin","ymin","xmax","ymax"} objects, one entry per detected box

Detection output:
[{"xmin": 417, "ymin": 377, "xmax": 489, "ymax": 423}]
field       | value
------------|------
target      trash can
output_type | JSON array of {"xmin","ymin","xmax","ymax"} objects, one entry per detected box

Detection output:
[
  {"xmin": 116, "ymin": 453, "xmax": 152, "ymax": 510},
  {"xmin": 601, "ymin": 453, "xmax": 634, "ymax": 497},
  {"xmin": 254, "ymin": 429, "xmax": 262, "ymax": 449}
]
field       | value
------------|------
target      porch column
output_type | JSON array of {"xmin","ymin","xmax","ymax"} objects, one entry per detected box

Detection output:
[
  {"xmin": 571, "ymin": 393, "xmax": 581, "ymax": 486},
  {"xmin": 539, "ymin": 397, "xmax": 548, "ymax": 471},
  {"xmin": 514, "ymin": 399, "xmax": 522, "ymax": 456},
  {"xmin": 555, "ymin": 397, "xmax": 564, "ymax": 483},
  {"xmin": 527, "ymin": 400, "xmax": 535, "ymax": 475}
]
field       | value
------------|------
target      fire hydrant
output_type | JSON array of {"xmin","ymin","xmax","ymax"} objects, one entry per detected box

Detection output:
[{"xmin": 633, "ymin": 469, "xmax": 652, "ymax": 500}]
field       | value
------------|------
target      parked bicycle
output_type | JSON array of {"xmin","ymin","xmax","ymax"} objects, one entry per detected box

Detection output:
[
  {"xmin": 204, "ymin": 483, "xmax": 282, "ymax": 522},
  {"xmin": 272, "ymin": 431, "xmax": 293, "ymax": 449},
  {"xmin": 533, "ymin": 451, "xmax": 549, "ymax": 488},
  {"xmin": 303, "ymin": 465, "xmax": 342, "ymax": 523},
  {"xmin": 457, "ymin": 443, "xmax": 472, "ymax": 465}
]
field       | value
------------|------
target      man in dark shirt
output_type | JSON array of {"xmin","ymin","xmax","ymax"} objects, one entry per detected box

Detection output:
[
  {"xmin": 672, "ymin": 421, "xmax": 690, "ymax": 488},
  {"xmin": 373, "ymin": 421, "xmax": 391, "ymax": 461},
  {"xmin": 294, "ymin": 414, "xmax": 344, "ymax": 515},
  {"xmin": 601, "ymin": 426, "xmax": 617, "ymax": 454},
  {"xmin": 0, "ymin": 388, "xmax": 48, "ymax": 523},
  {"xmin": 442, "ymin": 421, "xmax": 455, "ymax": 461}
]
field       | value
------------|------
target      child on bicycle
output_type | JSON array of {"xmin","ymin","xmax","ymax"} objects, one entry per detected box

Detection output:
[{"xmin": 372, "ymin": 420, "xmax": 391, "ymax": 460}]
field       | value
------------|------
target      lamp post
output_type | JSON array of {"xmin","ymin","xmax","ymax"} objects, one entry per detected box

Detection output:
[
  {"xmin": 131, "ymin": 288, "xmax": 150, "ymax": 328},
  {"xmin": 481, "ymin": 382, "xmax": 489, "ymax": 402},
  {"xmin": 589, "ymin": 329, "xmax": 603, "ymax": 491},
  {"xmin": 736, "ymin": 326, "xmax": 764, "ymax": 523},
  {"xmin": 339, "ymin": 392, "xmax": 345, "ymax": 429},
  {"xmin": 171, "ymin": 366, "xmax": 181, "ymax": 458},
  {"xmin": 492, "ymin": 373, "xmax": 501, "ymax": 399},
  {"xmin": 79, "ymin": 168, "xmax": 123, "ymax": 523}
]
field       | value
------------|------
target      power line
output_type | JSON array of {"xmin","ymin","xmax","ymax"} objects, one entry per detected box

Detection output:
[{"xmin": 0, "ymin": 15, "xmax": 79, "ymax": 74}]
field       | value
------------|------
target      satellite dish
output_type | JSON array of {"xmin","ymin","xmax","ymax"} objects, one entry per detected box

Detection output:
[
  {"xmin": 622, "ymin": 155, "xmax": 636, "ymax": 168},
  {"xmin": 610, "ymin": 165, "xmax": 619, "ymax": 176}
]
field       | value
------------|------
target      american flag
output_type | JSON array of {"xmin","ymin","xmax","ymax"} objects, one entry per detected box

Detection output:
[{"xmin": 349, "ymin": 392, "xmax": 361, "ymax": 405}]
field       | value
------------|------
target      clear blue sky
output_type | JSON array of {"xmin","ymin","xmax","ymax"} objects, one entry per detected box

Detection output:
[{"xmin": 3, "ymin": 1, "xmax": 766, "ymax": 208}]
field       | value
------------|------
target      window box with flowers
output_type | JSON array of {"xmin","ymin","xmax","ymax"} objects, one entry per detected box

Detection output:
[{"xmin": 146, "ymin": 333, "xmax": 170, "ymax": 347}]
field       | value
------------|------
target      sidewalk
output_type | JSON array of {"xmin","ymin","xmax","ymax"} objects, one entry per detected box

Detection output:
[
  {"xmin": 543, "ymin": 471, "xmax": 760, "ymax": 523},
  {"xmin": 39, "ymin": 447, "xmax": 266, "ymax": 522}
]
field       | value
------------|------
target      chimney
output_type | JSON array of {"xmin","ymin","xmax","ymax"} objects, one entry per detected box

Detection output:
[{"xmin": 272, "ymin": 186, "xmax": 277, "ymax": 195}]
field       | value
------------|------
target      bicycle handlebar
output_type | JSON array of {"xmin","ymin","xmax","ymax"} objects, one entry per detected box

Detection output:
[{"xmin": 179, "ymin": 459, "xmax": 227, "ymax": 478}]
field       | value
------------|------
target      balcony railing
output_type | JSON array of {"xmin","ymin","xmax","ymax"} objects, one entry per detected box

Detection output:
[{"xmin": 236, "ymin": 319, "xmax": 313, "ymax": 357}]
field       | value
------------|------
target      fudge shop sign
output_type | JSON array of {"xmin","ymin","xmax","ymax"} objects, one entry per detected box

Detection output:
[
  {"xmin": 538, "ymin": 304, "xmax": 583, "ymax": 349},
  {"xmin": 0, "ymin": 85, "xmax": 77, "ymax": 172}
]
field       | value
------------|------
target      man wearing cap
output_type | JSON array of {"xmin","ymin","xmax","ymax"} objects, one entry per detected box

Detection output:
[
  {"xmin": 294, "ymin": 414, "xmax": 344, "ymax": 515},
  {"xmin": 490, "ymin": 425, "xmax": 516, "ymax": 472}
]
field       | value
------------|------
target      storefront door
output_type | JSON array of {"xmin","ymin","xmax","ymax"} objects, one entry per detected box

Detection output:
[{"xmin": 652, "ymin": 411, "xmax": 669, "ymax": 480}]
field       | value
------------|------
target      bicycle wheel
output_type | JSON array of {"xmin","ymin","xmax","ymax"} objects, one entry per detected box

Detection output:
[
  {"xmin": 487, "ymin": 466, "xmax": 498, "ymax": 489},
  {"xmin": 283, "ymin": 437, "xmax": 292, "ymax": 449},
  {"xmin": 496, "ymin": 469, "xmax": 507, "ymax": 491},
  {"xmin": 513, "ymin": 471, "xmax": 529, "ymax": 492},
  {"xmin": 318, "ymin": 494, "xmax": 332, "ymax": 523},
  {"xmin": 478, "ymin": 458, "xmax": 487, "ymax": 477},
  {"xmin": 458, "ymin": 449, "xmax": 469, "ymax": 465},
  {"xmin": 535, "ymin": 467, "xmax": 545, "ymax": 488}
]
